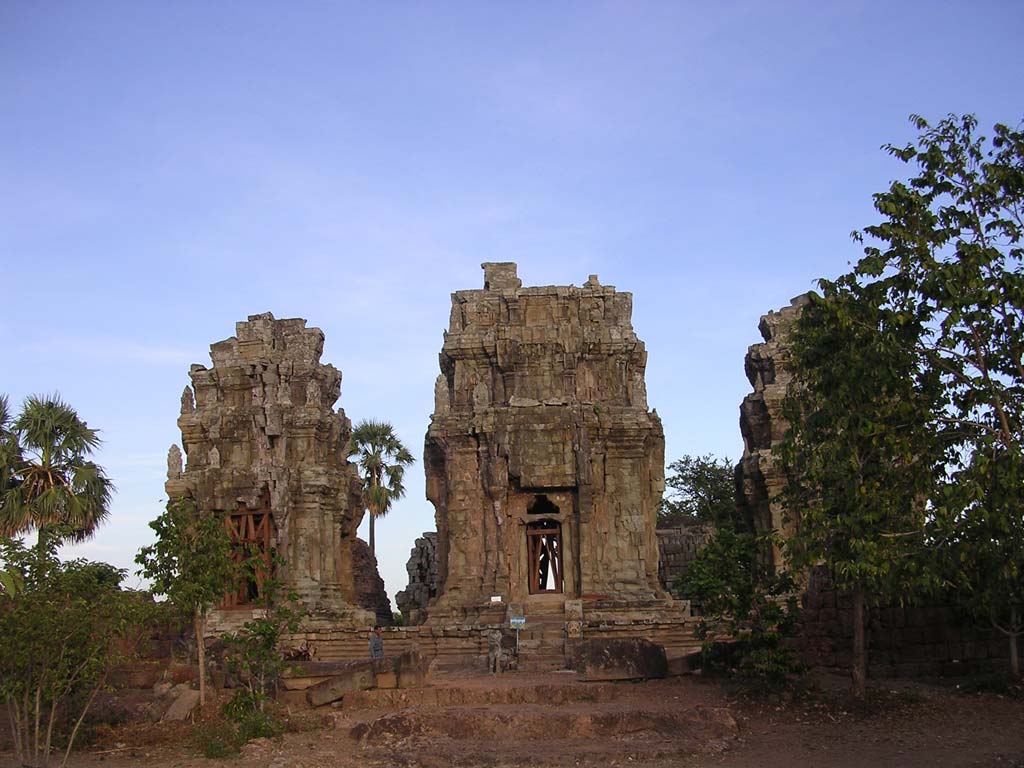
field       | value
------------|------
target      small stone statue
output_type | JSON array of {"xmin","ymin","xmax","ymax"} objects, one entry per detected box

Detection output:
[
  {"xmin": 208, "ymin": 446, "xmax": 220, "ymax": 468},
  {"xmin": 180, "ymin": 386, "xmax": 195, "ymax": 414},
  {"xmin": 306, "ymin": 378, "xmax": 320, "ymax": 407},
  {"xmin": 166, "ymin": 444, "xmax": 183, "ymax": 480}
]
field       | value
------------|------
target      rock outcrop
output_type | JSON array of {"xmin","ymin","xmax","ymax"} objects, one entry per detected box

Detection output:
[
  {"xmin": 424, "ymin": 263, "xmax": 667, "ymax": 620},
  {"xmin": 734, "ymin": 296, "xmax": 808, "ymax": 566},
  {"xmin": 166, "ymin": 312, "xmax": 370, "ymax": 621},
  {"xmin": 395, "ymin": 532, "xmax": 438, "ymax": 626}
]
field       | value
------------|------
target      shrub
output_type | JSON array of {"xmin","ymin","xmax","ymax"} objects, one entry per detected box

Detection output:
[{"xmin": 676, "ymin": 529, "xmax": 803, "ymax": 694}]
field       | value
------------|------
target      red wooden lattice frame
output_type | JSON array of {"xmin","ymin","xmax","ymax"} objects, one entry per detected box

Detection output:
[{"xmin": 526, "ymin": 521, "xmax": 563, "ymax": 594}]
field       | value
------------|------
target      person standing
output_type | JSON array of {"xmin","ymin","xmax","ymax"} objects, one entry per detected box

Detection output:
[{"xmin": 369, "ymin": 625, "xmax": 384, "ymax": 660}]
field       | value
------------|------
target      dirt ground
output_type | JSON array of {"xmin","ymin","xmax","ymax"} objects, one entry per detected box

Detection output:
[{"xmin": 3, "ymin": 672, "xmax": 1023, "ymax": 768}]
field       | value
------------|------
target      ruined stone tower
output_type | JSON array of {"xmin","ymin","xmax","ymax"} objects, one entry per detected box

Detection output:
[
  {"xmin": 735, "ymin": 295, "xmax": 808, "ymax": 567},
  {"xmin": 165, "ymin": 312, "xmax": 371, "ymax": 622},
  {"xmin": 424, "ymin": 263, "xmax": 668, "ymax": 622}
]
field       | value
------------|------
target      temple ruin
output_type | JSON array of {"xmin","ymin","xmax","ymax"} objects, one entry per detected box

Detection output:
[
  {"xmin": 165, "ymin": 312, "xmax": 374, "ymax": 624},
  {"xmin": 734, "ymin": 295, "xmax": 807, "ymax": 566},
  {"xmin": 422, "ymin": 262, "xmax": 675, "ymax": 627},
  {"xmin": 163, "ymin": 274, "xmax": 696, "ymax": 668}
]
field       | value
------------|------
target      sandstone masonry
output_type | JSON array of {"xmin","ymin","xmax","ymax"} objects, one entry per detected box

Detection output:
[
  {"xmin": 166, "ymin": 312, "xmax": 373, "ymax": 624},
  {"xmin": 424, "ymin": 263, "xmax": 669, "ymax": 622},
  {"xmin": 734, "ymin": 295, "xmax": 808, "ymax": 566}
]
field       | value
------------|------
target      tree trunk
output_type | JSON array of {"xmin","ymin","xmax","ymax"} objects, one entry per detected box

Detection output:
[
  {"xmin": 851, "ymin": 586, "xmax": 867, "ymax": 699},
  {"xmin": 195, "ymin": 607, "xmax": 207, "ymax": 708},
  {"xmin": 368, "ymin": 471, "xmax": 379, "ymax": 556},
  {"xmin": 1010, "ymin": 606, "xmax": 1020, "ymax": 679}
]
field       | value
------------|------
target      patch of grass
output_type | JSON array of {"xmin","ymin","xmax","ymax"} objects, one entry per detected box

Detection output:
[
  {"xmin": 235, "ymin": 708, "xmax": 284, "ymax": 743},
  {"xmin": 193, "ymin": 718, "xmax": 241, "ymax": 759}
]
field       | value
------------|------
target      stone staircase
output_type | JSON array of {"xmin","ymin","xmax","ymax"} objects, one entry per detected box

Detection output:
[
  {"xmin": 332, "ymin": 674, "xmax": 740, "ymax": 766},
  {"xmin": 514, "ymin": 602, "xmax": 569, "ymax": 672}
]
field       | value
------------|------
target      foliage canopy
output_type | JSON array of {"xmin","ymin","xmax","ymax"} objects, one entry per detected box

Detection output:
[
  {"xmin": 782, "ymin": 113, "xmax": 1024, "ymax": 688},
  {"xmin": 350, "ymin": 419, "xmax": 414, "ymax": 555},
  {"xmin": 659, "ymin": 453, "xmax": 735, "ymax": 529},
  {"xmin": 0, "ymin": 394, "xmax": 114, "ymax": 544}
]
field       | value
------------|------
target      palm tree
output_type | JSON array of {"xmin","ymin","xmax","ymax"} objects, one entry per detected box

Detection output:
[
  {"xmin": 0, "ymin": 395, "xmax": 17, "ymax": 499},
  {"xmin": 0, "ymin": 394, "xmax": 114, "ymax": 545},
  {"xmin": 349, "ymin": 420, "xmax": 414, "ymax": 556}
]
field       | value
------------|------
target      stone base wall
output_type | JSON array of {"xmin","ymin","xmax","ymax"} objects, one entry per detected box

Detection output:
[
  {"xmin": 794, "ymin": 569, "xmax": 1015, "ymax": 677},
  {"xmin": 283, "ymin": 616, "xmax": 700, "ymax": 668},
  {"xmin": 656, "ymin": 524, "xmax": 715, "ymax": 591}
]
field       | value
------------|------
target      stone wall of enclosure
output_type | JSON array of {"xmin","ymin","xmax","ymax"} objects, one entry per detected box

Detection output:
[
  {"xmin": 795, "ymin": 568, "xmax": 1015, "ymax": 677},
  {"xmin": 656, "ymin": 523, "xmax": 715, "ymax": 592}
]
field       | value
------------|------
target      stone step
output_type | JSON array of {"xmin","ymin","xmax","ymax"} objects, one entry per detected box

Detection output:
[
  {"xmin": 345, "ymin": 697, "xmax": 740, "ymax": 762},
  {"xmin": 518, "ymin": 660, "xmax": 570, "ymax": 672},
  {"xmin": 339, "ymin": 678, "xmax": 621, "ymax": 711}
]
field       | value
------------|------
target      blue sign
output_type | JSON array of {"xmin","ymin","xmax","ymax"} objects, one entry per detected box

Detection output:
[{"xmin": 509, "ymin": 615, "xmax": 526, "ymax": 629}]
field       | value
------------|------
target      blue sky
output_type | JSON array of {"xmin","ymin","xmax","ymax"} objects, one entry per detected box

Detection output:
[{"xmin": 2, "ymin": 1, "xmax": 1022, "ymax": 607}]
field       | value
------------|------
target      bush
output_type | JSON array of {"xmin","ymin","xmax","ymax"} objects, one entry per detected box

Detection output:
[
  {"xmin": 193, "ymin": 718, "xmax": 240, "ymax": 758},
  {"xmin": 0, "ymin": 538, "xmax": 153, "ymax": 767},
  {"xmin": 234, "ymin": 708, "xmax": 284, "ymax": 742},
  {"xmin": 676, "ymin": 529, "xmax": 804, "ymax": 694}
]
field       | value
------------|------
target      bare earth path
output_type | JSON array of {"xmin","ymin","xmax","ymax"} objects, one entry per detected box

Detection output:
[{"xmin": 3, "ymin": 674, "xmax": 1022, "ymax": 768}]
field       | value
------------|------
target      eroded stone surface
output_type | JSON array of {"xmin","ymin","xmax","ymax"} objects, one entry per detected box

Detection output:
[
  {"xmin": 166, "ymin": 312, "xmax": 371, "ymax": 621},
  {"xmin": 576, "ymin": 637, "xmax": 668, "ymax": 681},
  {"xmin": 734, "ymin": 295, "xmax": 808, "ymax": 566},
  {"xmin": 395, "ymin": 532, "xmax": 438, "ymax": 626},
  {"xmin": 352, "ymin": 537, "xmax": 393, "ymax": 627},
  {"xmin": 424, "ymin": 263, "xmax": 667, "ymax": 620}
]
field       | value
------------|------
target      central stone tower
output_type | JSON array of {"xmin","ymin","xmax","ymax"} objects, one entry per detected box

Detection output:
[{"xmin": 424, "ymin": 263, "xmax": 668, "ymax": 622}]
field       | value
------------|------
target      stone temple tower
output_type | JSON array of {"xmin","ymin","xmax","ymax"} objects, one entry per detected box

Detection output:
[
  {"xmin": 165, "ymin": 312, "xmax": 371, "ymax": 624},
  {"xmin": 424, "ymin": 263, "xmax": 669, "ymax": 623}
]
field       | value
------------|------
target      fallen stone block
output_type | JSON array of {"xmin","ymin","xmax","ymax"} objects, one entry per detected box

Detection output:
[
  {"xmin": 577, "ymin": 638, "xmax": 668, "ymax": 681},
  {"xmin": 161, "ymin": 688, "xmax": 200, "ymax": 721},
  {"xmin": 306, "ymin": 662, "xmax": 376, "ymax": 707},
  {"xmin": 667, "ymin": 651, "xmax": 702, "ymax": 677}
]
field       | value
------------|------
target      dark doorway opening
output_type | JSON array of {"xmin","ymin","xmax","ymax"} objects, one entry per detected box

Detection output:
[{"xmin": 527, "ymin": 494, "xmax": 559, "ymax": 516}]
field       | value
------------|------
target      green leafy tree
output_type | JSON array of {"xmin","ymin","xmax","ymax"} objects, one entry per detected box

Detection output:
[
  {"xmin": 781, "ymin": 286, "xmax": 944, "ymax": 698},
  {"xmin": 136, "ymin": 497, "xmax": 239, "ymax": 708},
  {"xmin": 781, "ymin": 113, "xmax": 1024, "ymax": 693},
  {"xmin": 221, "ymin": 561, "xmax": 304, "ymax": 718},
  {"xmin": 0, "ymin": 537, "xmax": 150, "ymax": 768},
  {"xmin": 943, "ymin": 451, "xmax": 1023, "ymax": 678},
  {"xmin": 349, "ymin": 420, "xmax": 414, "ymax": 556},
  {"xmin": 850, "ymin": 113, "xmax": 1024, "ymax": 679},
  {"xmin": 0, "ymin": 394, "xmax": 114, "ymax": 546},
  {"xmin": 676, "ymin": 529, "xmax": 801, "ymax": 692},
  {"xmin": 659, "ymin": 453, "xmax": 735, "ymax": 528}
]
